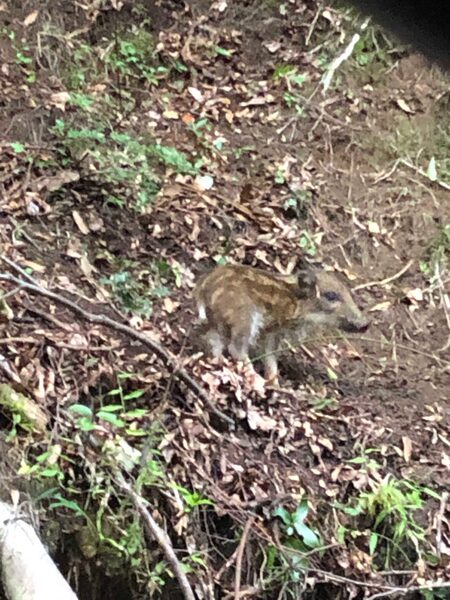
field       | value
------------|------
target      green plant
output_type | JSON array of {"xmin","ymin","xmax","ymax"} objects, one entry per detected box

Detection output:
[
  {"xmin": 420, "ymin": 587, "xmax": 450, "ymax": 600},
  {"xmin": 149, "ymin": 143, "xmax": 202, "ymax": 175},
  {"xmin": 69, "ymin": 92, "xmax": 95, "ymax": 110},
  {"xmin": 101, "ymin": 270, "xmax": 154, "ymax": 317},
  {"xmin": 212, "ymin": 46, "xmax": 234, "ymax": 58},
  {"xmin": 261, "ymin": 501, "xmax": 321, "ymax": 595},
  {"xmin": 420, "ymin": 224, "xmax": 450, "ymax": 281},
  {"xmin": 283, "ymin": 189, "xmax": 312, "ymax": 219},
  {"xmin": 10, "ymin": 141, "xmax": 26, "ymax": 153},
  {"xmin": 172, "ymin": 484, "xmax": 214, "ymax": 512},
  {"xmin": 335, "ymin": 474, "xmax": 439, "ymax": 568},
  {"xmin": 233, "ymin": 145, "xmax": 254, "ymax": 159},
  {"xmin": 352, "ymin": 27, "xmax": 391, "ymax": 68},
  {"xmin": 104, "ymin": 26, "xmax": 169, "ymax": 85},
  {"xmin": 18, "ymin": 446, "xmax": 66, "ymax": 481},
  {"xmin": 65, "ymin": 43, "xmax": 95, "ymax": 88},
  {"xmin": 273, "ymin": 501, "xmax": 321, "ymax": 549},
  {"xmin": 100, "ymin": 260, "xmax": 175, "ymax": 317},
  {"xmin": 70, "ymin": 372, "xmax": 148, "ymax": 435},
  {"xmin": 273, "ymin": 64, "xmax": 307, "ymax": 114},
  {"xmin": 1, "ymin": 28, "xmax": 36, "ymax": 82},
  {"xmin": 51, "ymin": 119, "xmax": 164, "ymax": 209},
  {"xmin": 298, "ymin": 230, "xmax": 321, "ymax": 256},
  {"xmin": 189, "ymin": 118, "xmax": 212, "ymax": 139}
]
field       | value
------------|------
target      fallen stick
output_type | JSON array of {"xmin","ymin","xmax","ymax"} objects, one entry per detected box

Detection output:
[
  {"xmin": 0, "ymin": 258, "xmax": 233, "ymax": 425},
  {"xmin": 0, "ymin": 502, "xmax": 78, "ymax": 600},
  {"xmin": 115, "ymin": 474, "xmax": 196, "ymax": 600},
  {"xmin": 233, "ymin": 516, "xmax": 255, "ymax": 600},
  {"xmin": 353, "ymin": 260, "xmax": 414, "ymax": 291}
]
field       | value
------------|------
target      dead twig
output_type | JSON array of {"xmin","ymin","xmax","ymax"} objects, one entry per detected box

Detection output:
[
  {"xmin": 115, "ymin": 474, "xmax": 196, "ymax": 600},
  {"xmin": 365, "ymin": 582, "xmax": 450, "ymax": 600},
  {"xmin": 0, "ymin": 337, "xmax": 37, "ymax": 345},
  {"xmin": 400, "ymin": 159, "xmax": 450, "ymax": 192},
  {"xmin": 0, "ymin": 258, "xmax": 233, "ymax": 425},
  {"xmin": 435, "ymin": 491, "xmax": 449, "ymax": 558},
  {"xmin": 372, "ymin": 158, "xmax": 450, "ymax": 192},
  {"xmin": 0, "ymin": 354, "xmax": 22, "ymax": 385},
  {"xmin": 234, "ymin": 516, "xmax": 256, "ymax": 600},
  {"xmin": 0, "ymin": 285, "xmax": 24, "ymax": 301},
  {"xmin": 353, "ymin": 260, "xmax": 414, "ymax": 291},
  {"xmin": 305, "ymin": 5, "xmax": 322, "ymax": 46},
  {"xmin": 321, "ymin": 18, "xmax": 370, "ymax": 92}
]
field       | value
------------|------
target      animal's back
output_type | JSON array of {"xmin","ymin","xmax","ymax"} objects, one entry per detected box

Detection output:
[{"xmin": 193, "ymin": 264, "xmax": 302, "ymax": 327}]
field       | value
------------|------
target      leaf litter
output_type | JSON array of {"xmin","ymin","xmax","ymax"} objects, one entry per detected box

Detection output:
[{"xmin": 0, "ymin": 0, "xmax": 449, "ymax": 597}]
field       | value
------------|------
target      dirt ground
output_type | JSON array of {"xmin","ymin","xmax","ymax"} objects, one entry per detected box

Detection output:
[{"xmin": 0, "ymin": 1, "xmax": 449, "ymax": 598}]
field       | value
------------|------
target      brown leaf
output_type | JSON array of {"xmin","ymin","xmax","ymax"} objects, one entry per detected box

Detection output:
[
  {"xmin": 396, "ymin": 98, "xmax": 415, "ymax": 114},
  {"xmin": 402, "ymin": 436, "xmax": 412, "ymax": 462},
  {"xmin": 188, "ymin": 86, "xmax": 204, "ymax": 103},
  {"xmin": 50, "ymin": 91, "xmax": 71, "ymax": 111},
  {"xmin": 163, "ymin": 297, "xmax": 179, "ymax": 313},
  {"xmin": 80, "ymin": 254, "xmax": 95, "ymax": 277},
  {"xmin": 369, "ymin": 301, "xmax": 391, "ymax": 312},
  {"xmin": 23, "ymin": 10, "xmax": 39, "ymax": 26},
  {"xmin": 34, "ymin": 170, "xmax": 79, "ymax": 193},
  {"xmin": 247, "ymin": 408, "xmax": 277, "ymax": 431},
  {"xmin": 405, "ymin": 287, "xmax": 424, "ymax": 303},
  {"xmin": 182, "ymin": 113, "xmax": 195, "ymax": 124},
  {"xmin": 263, "ymin": 41, "xmax": 281, "ymax": 53},
  {"xmin": 240, "ymin": 94, "xmax": 275, "ymax": 107},
  {"xmin": 23, "ymin": 260, "xmax": 45, "ymax": 273},
  {"xmin": 72, "ymin": 210, "xmax": 90, "ymax": 235},
  {"xmin": 162, "ymin": 109, "xmax": 179, "ymax": 120},
  {"xmin": 318, "ymin": 436, "xmax": 334, "ymax": 451}
]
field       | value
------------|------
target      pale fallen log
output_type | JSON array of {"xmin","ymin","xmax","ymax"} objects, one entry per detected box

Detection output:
[{"xmin": 0, "ymin": 502, "xmax": 78, "ymax": 600}]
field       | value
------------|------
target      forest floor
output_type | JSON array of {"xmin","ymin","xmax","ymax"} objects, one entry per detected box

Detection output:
[{"xmin": 0, "ymin": 1, "xmax": 449, "ymax": 599}]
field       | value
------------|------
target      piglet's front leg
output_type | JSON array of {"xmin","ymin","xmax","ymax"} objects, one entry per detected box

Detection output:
[{"xmin": 263, "ymin": 333, "xmax": 280, "ymax": 386}]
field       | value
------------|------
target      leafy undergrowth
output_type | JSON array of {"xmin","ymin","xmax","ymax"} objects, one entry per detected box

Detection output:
[{"xmin": 0, "ymin": 1, "xmax": 449, "ymax": 599}]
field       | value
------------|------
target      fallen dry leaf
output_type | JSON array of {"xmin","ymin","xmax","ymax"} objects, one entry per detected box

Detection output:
[
  {"xmin": 396, "ymin": 98, "xmax": 415, "ymax": 114},
  {"xmin": 23, "ymin": 10, "xmax": 39, "ymax": 26},
  {"xmin": 194, "ymin": 174, "xmax": 214, "ymax": 191},
  {"xmin": 50, "ymin": 91, "xmax": 71, "ymax": 111},
  {"xmin": 369, "ymin": 301, "xmax": 391, "ymax": 312},
  {"xmin": 406, "ymin": 287, "xmax": 424, "ymax": 303},
  {"xmin": 188, "ymin": 86, "xmax": 204, "ymax": 103},
  {"xmin": 402, "ymin": 436, "xmax": 412, "ymax": 462},
  {"xmin": 247, "ymin": 408, "xmax": 277, "ymax": 431},
  {"xmin": 72, "ymin": 210, "xmax": 90, "ymax": 235},
  {"xmin": 182, "ymin": 112, "xmax": 195, "ymax": 124},
  {"xmin": 263, "ymin": 41, "xmax": 281, "ymax": 53},
  {"xmin": 163, "ymin": 110, "xmax": 179, "ymax": 120},
  {"xmin": 163, "ymin": 297, "xmax": 179, "ymax": 313},
  {"xmin": 34, "ymin": 170, "xmax": 79, "ymax": 193}
]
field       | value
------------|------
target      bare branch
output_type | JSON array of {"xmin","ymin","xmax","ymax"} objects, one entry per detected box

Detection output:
[
  {"xmin": 115, "ymin": 474, "xmax": 196, "ymax": 600},
  {"xmin": 0, "ymin": 258, "xmax": 233, "ymax": 425},
  {"xmin": 234, "ymin": 517, "xmax": 255, "ymax": 600}
]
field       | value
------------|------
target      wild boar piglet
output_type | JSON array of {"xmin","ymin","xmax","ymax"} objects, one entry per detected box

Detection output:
[{"xmin": 193, "ymin": 263, "xmax": 369, "ymax": 383}]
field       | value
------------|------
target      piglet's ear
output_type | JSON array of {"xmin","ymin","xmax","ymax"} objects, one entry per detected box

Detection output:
[
  {"xmin": 296, "ymin": 257, "xmax": 322, "ymax": 290},
  {"xmin": 297, "ymin": 266, "xmax": 316, "ymax": 287}
]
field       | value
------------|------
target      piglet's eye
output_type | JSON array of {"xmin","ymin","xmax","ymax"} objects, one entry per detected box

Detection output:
[{"xmin": 324, "ymin": 291, "xmax": 341, "ymax": 302}]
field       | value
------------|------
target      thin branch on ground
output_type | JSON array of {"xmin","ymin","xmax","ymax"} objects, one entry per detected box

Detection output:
[
  {"xmin": 0, "ymin": 258, "xmax": 234, "ymax": 425},
  {"xmin": 115, "ymin": 474, "xmax": 196, "ymax": 600},
  {"xmin": 435, "ymin": 491, "xmax": 449, "ymax": 557},
  {"xmin": 365, "ymin": 581, "xmax": 450, "ymax": 600},
  {"xmin": 0, "ymin": 285, "xmax": 24, "ymax": 301},
  {"xmin": 321, "ymin": 18, "xmax": 370, "ymax": 92},
  {"xmin": 372, "ymin": 158, "xmax": 450, "ymax": 192},
  {"xmin": 400, "ymin": 159, "xmax": 450, "ymax": 192},
  {"xmin": 353, "ymin": 260, "xmax": 414, "ymax": 291},
  {"xmin": 234, "ymin": 516, "xmax": 256, "ymax": 600}
]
